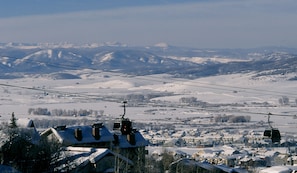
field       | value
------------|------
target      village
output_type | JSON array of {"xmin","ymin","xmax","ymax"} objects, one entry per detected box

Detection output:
[
  {"xmin": 0, "ymin": 58, "xmax": 297, "ymax": 173},
  {"xmin": 1, "ymin": 103, "xmax": 297, "ymax": 173},
  {"xmin": 1, "ymin": 0, "xmax": 297, "ymax": 172},
  {"xmin": 0, "ymin": 72, "xmax": 297, "ymax": 173}
]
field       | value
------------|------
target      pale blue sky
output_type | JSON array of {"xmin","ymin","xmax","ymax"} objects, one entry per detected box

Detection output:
[{"xmin": 0, "ymin": 0, "xmax": 296, "ymax": 48}]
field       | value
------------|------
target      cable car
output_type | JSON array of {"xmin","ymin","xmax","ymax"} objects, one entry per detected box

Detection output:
[
  {"xmin": 263, "ymin": 113, "xmax": 281, "ymax": 143},
  {"xmin": 264, "ymin": 128, "xmax": 281, "ymax": 143}
]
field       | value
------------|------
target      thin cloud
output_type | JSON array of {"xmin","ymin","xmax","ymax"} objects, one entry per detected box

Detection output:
[{"xmin": 0, "ymin": 0, "xmax": 296, "ymax": 48}]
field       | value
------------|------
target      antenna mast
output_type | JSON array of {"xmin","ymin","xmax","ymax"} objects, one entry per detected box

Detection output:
[
  {"xmin": 268, "ymin": 112, "xmax": 273, "ymax": 129},
  {"xmin": 121, "ymin": 101, "xmax": 127, "ymax": 119}
]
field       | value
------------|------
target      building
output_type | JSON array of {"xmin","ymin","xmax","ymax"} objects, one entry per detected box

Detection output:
[
  {"xmin": 41, "ymin": 118, "xmax": 148, "ymax": 173},
  {"xmin": 112, "ymin": 118, "xmax": 148, "ymax": 173},
  {"xmin": 259, "ymin": 166, "xmax": 297, "ymax": 173},
  {"xmin": 41, "ymin": 123, "xmax": 114, "ymax": 148},
  {"xmin": 52, "ymin": 147, "xmax": 133, "ymax": 173}
]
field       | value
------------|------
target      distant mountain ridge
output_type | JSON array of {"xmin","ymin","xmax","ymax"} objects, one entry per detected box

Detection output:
[{"xmin": 0, "ymin": 43, "xmax": 297, "ymax": 79}]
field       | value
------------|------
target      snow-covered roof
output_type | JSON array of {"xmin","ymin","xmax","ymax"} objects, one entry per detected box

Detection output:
[
  {"xmin": 171, "ymin": 158, "xmax": 247, "ymax": 172},
  {"xmin": 259, "ymin": 166, "xmax": 296, "ymax": 173},
  {"xmin": 89, "ymin": 148, "xmax": 133, "ymax": 165},
  {"xmin": 16, "ymin": 118, "xmax": 35, "ymax": 128},
  {"xmin": 54, "ymin": 147, "xmax": 133, "ymax": 172},
  {"xmin": 41, "ymin": 124, "xmax": 114, "ymax": 146},
  {"xmin": 214, "ymin": 164, "xmax": 248, "ymax": 173},
  {"xmin": 287, "ymin": 155, "xmax": 297, "ymax": 161},
  {"xmin": 220, "ymin": 145, "xmax": 240, "ymax": 156},
  {"xmin": 117, "ymin": 131, "xmax": 148, "ymax": 148},
  {"xmin": 195, "ymin": 161, "xmax": 221, "ymax": 171},
  {"xmin": 170, "ymin": 159, "xmax": 216, "ymax": 170},
  {"xmin": 0, "ymin": 118, "xmax": 40, "ymax": 145}
]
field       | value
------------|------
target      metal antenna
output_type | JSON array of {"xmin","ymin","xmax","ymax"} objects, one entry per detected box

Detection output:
[
  {"xmin": 268, "ymin": 112, "xmax": 273, "ymax": 129},
  {"xmin": 121, "ymin": 101, "xmax": 127, "ymax": 119}
]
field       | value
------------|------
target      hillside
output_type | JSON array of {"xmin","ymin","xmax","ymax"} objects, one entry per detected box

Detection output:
[{"xmin": 1, "ymin": 43, "xmax": 297, "ymax": 79}]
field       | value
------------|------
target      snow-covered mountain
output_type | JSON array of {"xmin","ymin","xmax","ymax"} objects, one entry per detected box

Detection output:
[{"xmin": 0, "ymin": 43, "xmax": 297, "ymax": 79}]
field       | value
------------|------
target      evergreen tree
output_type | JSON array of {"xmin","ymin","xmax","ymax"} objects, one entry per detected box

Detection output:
[{"xmin": 9, "ymin": 112, "xmax": 18, "ymax": 128}]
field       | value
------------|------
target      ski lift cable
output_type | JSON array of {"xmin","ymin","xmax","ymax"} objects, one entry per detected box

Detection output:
[
  {"xmin": 134, "ymin": 74, "xmax": 297, "ymax": 98},
  {"xmin": 0, "ymin": 83, "xmax": 104, "ymax": 101},
  {"xmin": 176, "ymin": 103, "xmax": 297, "ymax": 121},
  {"xmin": 1, "ymin": 81, "xmax": 297, "ymax": 119}
]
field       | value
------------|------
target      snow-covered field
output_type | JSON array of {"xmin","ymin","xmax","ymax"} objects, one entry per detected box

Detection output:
[{"xmin": 1, "ymin": 70, "xmax": 297, "ymax": 135}]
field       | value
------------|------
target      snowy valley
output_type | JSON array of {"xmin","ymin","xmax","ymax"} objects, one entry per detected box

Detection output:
[{"xmin": 1, "ymin": 43, "xmax": 297, "ymax": 172}]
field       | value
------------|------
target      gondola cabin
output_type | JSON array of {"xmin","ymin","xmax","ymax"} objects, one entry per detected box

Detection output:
[
  {"xmin": 264, "ymin": 129, "xmax": 271, "ymax": 138},
  {"xmin": 264, "ymin": 113, "xmax": 281, "ymax": 143},
  {"xmin": 263, "ymin": 128, "xmax": 281, "ymax": 143}
]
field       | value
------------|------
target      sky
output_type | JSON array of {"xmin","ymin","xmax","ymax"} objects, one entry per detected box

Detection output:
[{"xmin": 0, "ymin": 0, "xmax": 297, "ymax": 48}]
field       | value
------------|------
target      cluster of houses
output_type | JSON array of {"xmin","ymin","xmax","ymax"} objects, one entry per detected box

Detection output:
[
  {"xmin": 142, "ymin": 126, "xmax": 296, "ymax": 148},
  {"xmin": 149, "ymin": 144, "xmax": 297, "ymax": 172},
  {"xmin": 144, "ymin": 127, "xmax": 297, "ymax": 172},
  {"xmin": 0, "ymin": 115, "xmax": 148, "ymax": 173},
  {"xmin": 1, "ymin": 111, "xmax": 297, "ymax": 172}
]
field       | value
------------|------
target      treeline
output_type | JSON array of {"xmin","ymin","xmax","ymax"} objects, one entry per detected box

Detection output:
[
  {"xmin": 122, "ymin": 92, "xmax": 174, "ymax": 105},
  {"xmin": 33, "ymin": 118, "xmax": 98, "ymax": 129},
  {"xmin": 214, "ymin": 115, "xmax": 251, "ymax": 123},
  {"xmin": 179, "ymin": 97, "xmax": 208, "ymax": 106},
  {"xmin": 278, "ymin": 96, "xmax": 297, "ymax": 106},
  {"xmin": 28, "ymin": 108, "xmax": 99, "ymax": 117}
]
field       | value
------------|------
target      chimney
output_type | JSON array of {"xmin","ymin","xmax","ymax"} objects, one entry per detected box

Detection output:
[
  {"xmin": 74, "ymin": 128, "xmax": 83, "ymax": 141},
  {"xmin": 92, "ymin": 123, "xmax": 102, "ymax": 140},
  {"xmin": 121, "ymin": 119, "xmax": 132, "ymax": 135},
  {"xmin": 113, "ymin": 122, "xmax": 121, "ymax": 130},
  {"xmin": 127, "ymin": 132, "xmax": 136, "ymax": 145}
]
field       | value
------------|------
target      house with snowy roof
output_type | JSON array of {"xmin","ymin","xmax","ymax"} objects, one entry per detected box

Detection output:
[
  {"xmin": 41, "ymin": 117, "xmax": 148, "ymax": 173},
  {"xmin": 259, "ymin": 165, "xmax": 297, "ymax": 173},
  {"xmin": 169, "ymin": 158, "xmax": 248, "ymax": 173},
  {"xmin": 40, "ymin": 102, "xmax": 148, "ymax": 173},
  {"xmin": 0, "ymin": 117, "xmax": 40, "ymax": 154},
  {"xmin": 16, "ymin": 118, "xmax": 40, "ymax": 144},
  {"xmin": 0, "ymin": 117, "xmax": 40, "ymax": 145},
  {"xmin": 41, "ymin": 123, "xmax": 114, "ymax": 148},
  {"xmin": 52, "ymin": 147, "xmax": 134, "ymax": 173}
]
